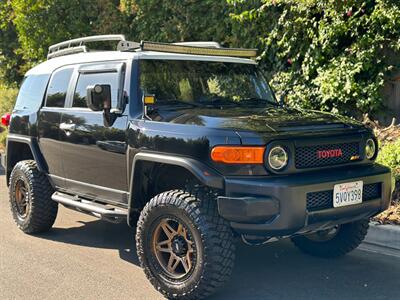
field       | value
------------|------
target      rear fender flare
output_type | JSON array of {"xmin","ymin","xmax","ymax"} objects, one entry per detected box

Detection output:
[{"xmin": 6, "ymin": 134, "xmax": 48, "ymax": 174}]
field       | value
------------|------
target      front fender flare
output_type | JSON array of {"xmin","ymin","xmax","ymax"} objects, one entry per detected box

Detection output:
[{"xmin": 127, "ymin": 152, "xmax": 224, "ymax": 225}]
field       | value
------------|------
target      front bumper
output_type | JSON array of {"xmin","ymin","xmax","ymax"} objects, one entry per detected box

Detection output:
[{"xmin": 218, "ymin": 164, "xmax": 392, "ymax": 237}]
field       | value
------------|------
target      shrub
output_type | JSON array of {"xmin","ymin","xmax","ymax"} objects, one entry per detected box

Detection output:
[
  {"xmin": 376, "ymin": 139, "xmax": 400, "ymax": 181},
  {"xmin": 0, "ymin": 85, "xmax": 17, "ymax": 149},
  {"xmin": 228, "ymin": 0, "xmax": 400, "ymax": 118}
]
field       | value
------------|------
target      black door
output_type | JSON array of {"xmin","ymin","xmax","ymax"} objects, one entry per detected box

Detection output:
[
  {"xmin": 59, "ymin": 62, "xmax": 129, "ymax": 205},
  {"xmin": 37, "ymin": 67, "xmax": 75, "ymax": 189}
]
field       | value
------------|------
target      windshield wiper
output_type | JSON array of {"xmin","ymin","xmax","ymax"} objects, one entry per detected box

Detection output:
[
  {"xmin": 155, "ymin": 100, "xmax": 201, "ymax": 109},
  {"xmin": 200, "ymin": 96, "xmax": 280, "ymax": 108},
  {"xmin": 200, "ymin": 97, "xmax": 237, "ymax": 107},
  {"xmin": 240, "ymin": 97, "xmax": 280, "ymax": 106}
]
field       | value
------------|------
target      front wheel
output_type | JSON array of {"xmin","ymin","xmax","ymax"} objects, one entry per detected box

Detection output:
[
  {"xmin": 291, "ymin": 219, "xmax": 369, "ymax": 258},
  {"xmin": 136, "ymin": 188, "xmax": 235, "ymax": 299}
]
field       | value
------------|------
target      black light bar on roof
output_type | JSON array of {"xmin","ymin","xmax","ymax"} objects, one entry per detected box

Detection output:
[{"xmin": 117, "ymin": 40, "xmax": 257, "ymax": 58}]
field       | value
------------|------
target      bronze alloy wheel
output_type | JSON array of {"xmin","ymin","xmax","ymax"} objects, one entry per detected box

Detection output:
[
  {"xmin": 152, "ymin": 217, "xmax": 196, "ymax": 279},
  {"xmin": 9, "ymin": 160, "xmax": 58, "ymax": 234},
  {"xmin": 14, "ymin": 177, "xmax": 30, "ymax": 219},
  {"xmin": 136, "ymin": 189, "xmax": 235, "ymax": 299}
]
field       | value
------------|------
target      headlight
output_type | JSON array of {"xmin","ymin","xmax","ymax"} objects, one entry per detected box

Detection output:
[
  {"xmin": 365, "ymin": 139, "xmax": 376, "ymax": 160},
  {"xmin": 268, "ymin": 146, "xmax": 288, "ymax": 170}
]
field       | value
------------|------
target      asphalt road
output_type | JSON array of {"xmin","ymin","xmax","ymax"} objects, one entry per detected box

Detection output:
[{"xmin": 1, "ymin": 168, "xmax": 400, "ymax": 300}]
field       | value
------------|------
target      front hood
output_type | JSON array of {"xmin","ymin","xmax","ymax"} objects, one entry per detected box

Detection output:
[{"xmin": 158, "ymin": 106, "xmax": 364, "ymax": 133}]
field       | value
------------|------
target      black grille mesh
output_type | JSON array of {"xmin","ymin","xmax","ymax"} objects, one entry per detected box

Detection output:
[
  {"xmin": 295, "ymin": 142, "xmax": 359, "ymax": 169},
  {"xmin": 306, "ymin": 183, "xmax": 381, "ymax": 211}
]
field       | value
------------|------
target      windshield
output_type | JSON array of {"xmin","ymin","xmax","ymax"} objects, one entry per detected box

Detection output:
[{"xmin": 139, "ymin": 60, "xmax": 277, "ymax": 108}]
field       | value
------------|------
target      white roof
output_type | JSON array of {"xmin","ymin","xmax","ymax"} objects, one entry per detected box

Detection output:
[{"xmin": 26, "ymin": 51, "xmax": 257, "ymax": 76}]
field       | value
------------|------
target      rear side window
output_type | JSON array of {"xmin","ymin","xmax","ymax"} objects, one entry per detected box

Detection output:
[
  {"xmin": 14, "ymin": 74, "xmax": 50, "ymax": 111},
  {"xmin": 45, "ymin": 68, "xmax": 74, "ymax": 107},
  {"xmin": 73, "ymin": 72, "xmax": 119, "ymax": 108}
]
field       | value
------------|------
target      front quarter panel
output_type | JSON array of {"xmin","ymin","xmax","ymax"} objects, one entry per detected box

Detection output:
[{"xmin": 127, "ymin": 119, "xmax": 268, "ymax": 176}]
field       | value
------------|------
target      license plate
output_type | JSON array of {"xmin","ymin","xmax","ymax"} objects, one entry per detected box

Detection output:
[{"xmin": 333, "ymin": 181, "xmax": 363, "ymax": 208}]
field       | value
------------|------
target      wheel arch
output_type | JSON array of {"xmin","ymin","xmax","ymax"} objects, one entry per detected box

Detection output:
[
  {"xmin": 127, "ymin": 152, "xmax": 224, "ymax": 226},
  {"xmin": 5, "ymin": 134, "xmax": 48, "ymax": 184}
]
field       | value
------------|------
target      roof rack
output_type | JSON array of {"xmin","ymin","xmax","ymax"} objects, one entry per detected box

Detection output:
[
  {"xmin": 48, "ymin": 34, "xmax": 126, "ymax": 59},
  {"xmin": 47, "ymin": 35, "xmax": 257, "ymax": 59},
  {"xmin": 117, "ymin": 40, "xmax": 257, "ymax": 58}
]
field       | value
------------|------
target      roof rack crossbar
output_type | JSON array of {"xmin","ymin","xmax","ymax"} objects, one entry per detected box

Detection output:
[
  {"xmin": 48, "ymin": 34, "xmax": 126, "ymax": 59},
  {"xmin": 47, "ymin": 46, "xmax": 89, "ymax": 59}
]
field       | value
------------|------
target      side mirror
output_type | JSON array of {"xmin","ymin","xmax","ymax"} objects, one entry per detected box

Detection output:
[{"xmin": 86, "ymin": 84, "xmax": 111, "ymax": 111}]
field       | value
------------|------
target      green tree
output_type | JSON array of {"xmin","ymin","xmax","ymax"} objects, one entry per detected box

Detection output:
[
  {"xmin": 0, "ymin": 1, "xmax": 25, "ymax": 85},
  {"xmin": 8, "ymin": 0, "xmax": 128, "ymax": 71},
  {"xmin": 120, "ymin": 0, "xmax": 234, "ymax": 44},
  {"xmin": 228, "ymin": 0, "xmax": 400, "ymax": 118},
  {"xmin": 2, "ymin": 0, "xmax": 399, "ymax": 121}
]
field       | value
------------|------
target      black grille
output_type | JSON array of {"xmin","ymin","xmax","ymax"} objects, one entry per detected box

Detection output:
[
  {"xmin": 295, "ymin": 142, "xmax": 359, "ymax": 169},
  {"xmin": 306, "ymin": 183, "xmax": 382, "ymax": 211}
]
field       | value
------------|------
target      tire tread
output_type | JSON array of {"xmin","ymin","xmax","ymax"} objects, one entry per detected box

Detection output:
[
  {"xmin": 9, "ymin": 160, "xmax": 58, "ymax": 233},
  {"xmin": 291, "ymin": 219, "xmax": 369, "ymax": 258},
  {"xmin": 136, "ymin": 185, "xmax": 235, "ymax": 299}
]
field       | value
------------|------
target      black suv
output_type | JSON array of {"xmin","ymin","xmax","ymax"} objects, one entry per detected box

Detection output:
[{"xmin": 1, "ymin": 35, "xmax": 393, "ymax": 299}]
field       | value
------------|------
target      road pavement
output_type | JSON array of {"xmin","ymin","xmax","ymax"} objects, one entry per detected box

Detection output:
[{"xmin": 1, "ymin": 168, "xmax": 399, "ymax": 300}]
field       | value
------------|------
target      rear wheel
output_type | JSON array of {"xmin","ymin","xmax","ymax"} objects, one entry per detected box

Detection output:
[
  {"xmin": 136, "ymin": 188, "xmax": 235, "ymax": 299},
  {"xmin": 9, "ymin": 160, "xmax": 58, "ymax": 233},
  {"xmin": 291, "ymin": 219, "xmax": 369, "ymax": 258}
]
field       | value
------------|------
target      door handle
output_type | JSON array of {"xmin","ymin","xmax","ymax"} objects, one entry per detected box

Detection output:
[{"xmin": 60, "ymin": 123, "xmax": 76, "ymax": 132}]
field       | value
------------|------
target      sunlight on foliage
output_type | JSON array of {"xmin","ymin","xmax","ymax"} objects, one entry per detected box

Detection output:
[
  {"xmin": 228, "ymin": 0, "xmax": 400, "ymax": 118},
  {"xmin": 377, "ymin": 140, "xmax": 400, "ymax": 181},
  {"xmin": 0, "ymin": 0, "xmax": 399, "ymax": 120}
]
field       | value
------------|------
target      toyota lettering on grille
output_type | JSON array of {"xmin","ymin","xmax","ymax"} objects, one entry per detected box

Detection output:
[{"xmin": 317, "ymin": 149, "xmax": 343, "ymax": 159}]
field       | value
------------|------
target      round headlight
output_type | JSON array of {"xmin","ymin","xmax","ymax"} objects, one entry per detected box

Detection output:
[
  {"xmin": 365, "ymin": 138, "xmax": 376, "ymax": 160},
  {"xmin": 268, "ymin": 146, "xmax": 288, "ymax": 170}
]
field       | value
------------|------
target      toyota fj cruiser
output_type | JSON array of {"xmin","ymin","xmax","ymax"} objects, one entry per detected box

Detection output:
[{"xmin": 1, "ymin": 35, "xmax": 393, "ymax": 299}]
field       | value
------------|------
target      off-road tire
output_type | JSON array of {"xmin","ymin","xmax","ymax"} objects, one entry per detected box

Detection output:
[
  {"xmin": 291, "ymin": 219, "xmax": 369, "ymax": 258},
  {"xmin": 136, "ymin": 187, "xmax": 235, "ymax": 299},
  {"xmin": 9, "ymin": 160, "xmax": 58, "ymax": 233}
]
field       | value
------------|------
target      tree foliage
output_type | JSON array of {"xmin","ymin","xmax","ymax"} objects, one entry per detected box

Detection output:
[
  {"xmin": 0, "ymin": 84, "xmax": 18, "ymax": 147},
  {"xmin": 228, "ymin": 0, "xmax": 400, "ymax": 118},
  {"xmin": 2, "ymin": 0, "xmax": 128, "ymax": 78},
  {"xmin": 0, "ymin": 1, "xmax": 25, "ymax": 85},
  {"xmin": 120, "ymin": 0, "xmax": 234, "ymax": 44},
  {"xmin": 377, "ymin": 139, "xmax": 400, "ymax": 181},
  {"xmin": 0, "ymin": 0, "xmax": 399, "ymax": 119}
]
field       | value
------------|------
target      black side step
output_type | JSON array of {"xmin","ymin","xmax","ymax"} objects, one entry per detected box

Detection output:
[{"xmin": 51, "ymin": 192, "xmax": 128, "ymax": 223}]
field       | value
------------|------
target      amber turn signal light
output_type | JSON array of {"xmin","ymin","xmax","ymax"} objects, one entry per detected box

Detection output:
[{"xmin": 211, "ymin": 146, "xmax": 265, "ymax": 164}]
